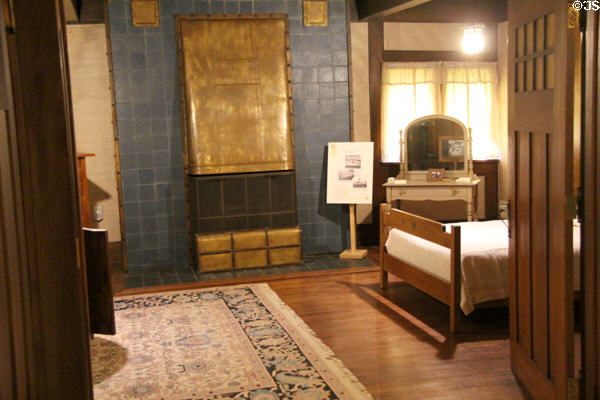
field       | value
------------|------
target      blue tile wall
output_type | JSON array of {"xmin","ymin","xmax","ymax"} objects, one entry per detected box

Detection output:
[{"xmin": 109, "ymin": 0, "xmax": 350, "ymax": 270}]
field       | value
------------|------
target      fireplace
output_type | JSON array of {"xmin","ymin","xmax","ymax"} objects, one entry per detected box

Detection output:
[
  {"xmin": 176, "ymin": 15, "xmax": 300, "ymax": 271},
  {"xmin": 188, "ymin": 171, "xmax": 297, "ymax": 234}
]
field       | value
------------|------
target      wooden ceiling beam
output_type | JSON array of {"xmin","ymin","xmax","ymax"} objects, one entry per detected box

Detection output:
[
  {"xmin": 356, "ymin": 0, "xmax": 432, "ymax": 21},
  {"xmin": 383, "ymin": 0, "xmax": 507, "ymax": 23}
]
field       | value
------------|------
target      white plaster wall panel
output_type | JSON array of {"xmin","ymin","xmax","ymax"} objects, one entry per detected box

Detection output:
[
  {"xmin": 384, "ymin": 22, "xmax": 466, "ymax": 51},
  {"xmin": 67, "ymin": 24, "xmax": 121, "ymax": 242},
  {"xmin": 350, "ymin": 22, "xmax": 373, "ymax": 224}
]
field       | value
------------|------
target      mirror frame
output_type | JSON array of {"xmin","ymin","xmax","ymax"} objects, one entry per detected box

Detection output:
[{"xmin": 398, "ymin": 114, "xmax": 473, "ymax": 180}]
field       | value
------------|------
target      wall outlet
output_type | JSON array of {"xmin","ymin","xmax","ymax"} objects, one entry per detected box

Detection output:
[{"xmin": 93, "ymin": 205, "xmax": 103, "ymax": 222}]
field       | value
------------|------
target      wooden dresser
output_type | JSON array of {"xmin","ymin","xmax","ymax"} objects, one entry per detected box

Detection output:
[{"xmin": 473, "ymin": 159, "xmax": 500, "ymax": 220}]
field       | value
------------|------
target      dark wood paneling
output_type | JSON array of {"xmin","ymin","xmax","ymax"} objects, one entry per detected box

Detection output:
[
  {"xmin": 356, "ymin": 0, "xmax": 430, "ymax": 20},
  {"xmin": 0, "ymin": 4, "xmax": 30, "ymax": 397},
  {"xmin": 0, "ymin": 112, "xmax": 23, "ymax": 400},
  {"xmin": 84, "ymin": 228, "xmax": 115, "ymax": 335},
  {"xmin": 384, "ymin": 0, "xmax": 506, "ymax": 23},
  {"xmin": 473, "ymin": 159, "xmax": 499, "ymax": 220},
  {"xmin": 5, "ymin": 0, "xmax": 93, "ymax": 398},
  {"xmin": 384, "ymin": 49, "xmax": 497, "ymax": 62},
  {"xmin": 368, "ymin": 18, "xmax": 388, "ymax": 233},
  {"xmin": 583, "ymin": 9, "xmax": 600, "ymax": 400}
]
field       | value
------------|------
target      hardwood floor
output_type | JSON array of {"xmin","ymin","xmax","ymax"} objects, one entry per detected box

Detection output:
[
  {"xmin": 113, "ymin": 263, "xmax": 528, "ymax": 399},
  {"xmin": 268, "ymin": 272, "xmax": 528, "ymax": 400}
]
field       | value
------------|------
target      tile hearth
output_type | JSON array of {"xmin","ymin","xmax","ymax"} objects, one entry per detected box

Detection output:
[{"xmin": 123, "ymin": 254, "xmax": 374, "ymax": 289}]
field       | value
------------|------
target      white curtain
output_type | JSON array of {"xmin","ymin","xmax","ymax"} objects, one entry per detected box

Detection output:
[
  {"xmin": 381, "ymin": 63, "xmax": 440, "ymax": 162},
  {"xmin": 381, "ymin": 61, "xmax": 499, "ymax": 162},
  {"xmin": 443, "ymin": 62, "xmax": 499, "ymax": 159}
]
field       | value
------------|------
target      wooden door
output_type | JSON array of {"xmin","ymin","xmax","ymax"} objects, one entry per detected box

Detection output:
[
  {"xmin": 0, "ymin": 0, "xmax": 93, "ymax": 397},
  {"xmin": 583, "ymin": 9, "xmax": 600, "ymax": 400},
  {"xmin": 508, "ymin": 1, "xmax": 575, "ymax": 399}
]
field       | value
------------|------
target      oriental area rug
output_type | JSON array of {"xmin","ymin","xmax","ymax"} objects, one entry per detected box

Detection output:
[{"xmin": 92, "ymin": 283, "xmax": 372, "ymax": 400}]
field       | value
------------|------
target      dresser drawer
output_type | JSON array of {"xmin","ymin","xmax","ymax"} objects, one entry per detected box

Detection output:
[{"xmin": 390, "ymin": 186, "xmax": 469, "ymax": 200}]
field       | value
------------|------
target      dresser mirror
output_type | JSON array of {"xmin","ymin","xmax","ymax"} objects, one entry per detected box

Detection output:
[{"xmin": 398, "ymin": 114, "xmax": 473, "ymax": 180}]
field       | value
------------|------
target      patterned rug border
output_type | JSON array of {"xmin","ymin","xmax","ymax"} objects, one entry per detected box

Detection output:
[{"xmin": 113, "ymin": 283, "xmax": 373, "ymax": 400}]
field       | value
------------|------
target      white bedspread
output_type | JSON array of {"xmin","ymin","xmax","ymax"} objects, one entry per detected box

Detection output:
[{"xmin": 385, "ymin": 220, "xmax": 580, "ymax": 315}]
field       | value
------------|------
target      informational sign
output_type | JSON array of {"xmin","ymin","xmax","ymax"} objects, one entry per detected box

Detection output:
[{"xmin": 326, "ymin": 142, "xmax": 374, "ymax": 204}]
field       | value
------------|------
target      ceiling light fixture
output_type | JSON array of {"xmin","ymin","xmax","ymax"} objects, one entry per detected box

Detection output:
[{"xmin": 462, "ymin": 25, "xmax": 485, "ymax": 55}]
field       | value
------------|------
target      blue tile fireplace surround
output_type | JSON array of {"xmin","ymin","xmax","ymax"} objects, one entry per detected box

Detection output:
[{"xmin": 108, "ymin": 0, "xmax": 351, "ymax": 271}]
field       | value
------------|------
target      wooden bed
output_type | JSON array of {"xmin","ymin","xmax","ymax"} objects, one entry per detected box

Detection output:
[
  {"xmin": 380, "ymin": 203, "xmax": 581, "ymax": 334},
  {"xmin": 379, "ymin": 203, "xmax": 463, "ymax": 332}
]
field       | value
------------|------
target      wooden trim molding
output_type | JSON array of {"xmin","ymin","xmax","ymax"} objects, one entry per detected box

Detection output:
[
  {"xmin": 583, "ymin": 9, "xmax": 599, "ymax": 400},
  {"xmin": 368, "ymin": 18, "xmax": 386, "ymax": 214},
  {"xmin": 383, "ymin": 50, "xmax": 497, "ymax": 62},
  {"xmin": 103, "ymin": 2, "xmax": 128, "ymax": 272}
]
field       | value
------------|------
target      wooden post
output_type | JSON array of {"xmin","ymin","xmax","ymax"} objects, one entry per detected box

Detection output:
[{"xmin": 340, "ymin": 204, "xmax": 368, "ymax": 259}]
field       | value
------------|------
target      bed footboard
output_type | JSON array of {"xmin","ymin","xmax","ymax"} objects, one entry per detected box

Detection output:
[{"xmin": 379, "ymin": 204, "xmax": 462, "ymax": 332}]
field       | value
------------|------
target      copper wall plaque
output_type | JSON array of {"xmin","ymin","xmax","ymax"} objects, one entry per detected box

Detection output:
[
  {"xmin": 131, "ymin": 0, "xmax": 159, "ymax": 27},
  {"xmin": 176, "ymin": 15, "xmax": 294, "ymax": 175},
  {"xmin": 303, "ymin": 0, "xmax": 328, "ymax": 26}
]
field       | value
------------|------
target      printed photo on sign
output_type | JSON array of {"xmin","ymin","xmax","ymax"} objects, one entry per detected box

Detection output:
[
  {"xmin": 326, "ymin": 142, "xmax": 374, "ymax": 204},
  {"xmin": 345, "ymin": 153, "xmax": 361, "ymax": 168},
  {"xmin": 338, "ymin": 169, "xmax": 354, "ymax": 180}
]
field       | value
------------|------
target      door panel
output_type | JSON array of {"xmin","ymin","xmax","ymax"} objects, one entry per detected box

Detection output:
[
  {"xmin": 531, "ymin": 132, "xmax": 549, "ymax": 377},
  {"xmin": 516, "ymin": 131, "xmax": 532, "ymax": 359},
  {"xmin": 508, "ymin": 1, "xmax": 574, "ymax": 399}
]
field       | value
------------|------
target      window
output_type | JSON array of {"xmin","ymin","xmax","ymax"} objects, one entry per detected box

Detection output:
[{"xmin": 381, "ymin": 62, "xmax": 499, "ymax": 163}]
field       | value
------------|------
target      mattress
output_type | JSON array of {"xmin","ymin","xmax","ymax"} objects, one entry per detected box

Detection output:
[{"xmin": 385, "ymin": 220, "xmax": 580, "ymax": 315}]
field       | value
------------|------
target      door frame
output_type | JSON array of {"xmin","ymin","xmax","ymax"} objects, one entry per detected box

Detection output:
[
  {"xmin": 582, "ymin": 9, "xmax": 600, "ymax": 400},
  {"xmin": 0, "ymin": 0, "xmax": 93, "ymax": 397}
]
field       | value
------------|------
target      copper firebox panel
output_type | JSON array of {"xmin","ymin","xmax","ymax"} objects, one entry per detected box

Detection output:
[{"xmin": 176, "ymin": 15, "xmax": 294, "ymax": 175}]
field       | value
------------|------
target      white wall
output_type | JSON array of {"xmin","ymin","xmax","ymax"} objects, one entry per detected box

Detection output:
[
  {"xmin": 67, "ymin": 24, "xmax": 121, "ymax": 242},
  {"xmin": 350, "ymin": 22, "xmax": 372, "ymax": 224},
  {"xmin": 384, "ymin": 22, "xmax": 466, "ymax": 51}
]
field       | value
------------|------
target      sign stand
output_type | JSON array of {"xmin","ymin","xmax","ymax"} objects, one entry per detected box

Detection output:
[{"xmin": 339, "ymin": 204, "xmax": 367, "ymax": 259}]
